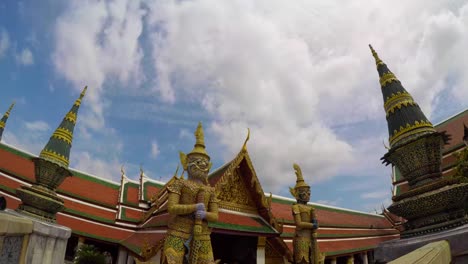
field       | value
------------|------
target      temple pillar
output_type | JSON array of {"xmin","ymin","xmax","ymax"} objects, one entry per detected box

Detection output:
[
  {"xmin": 330, "ymin": 257, "xmax": 337, "ymax": 264},
  {"xmin": 257, "ymin": 236, "xmax": 266, "ymax": 264},
  {"xmin": 126, "ymin": 253, "xmax": 135, "ymax": 264},
  {"xmin": 362, "ymin": 251, "xmax": 369, "ymax": 264},
  {"xmin": 117, "ymin": 247, "xmax": 128, "ymax": 264}
]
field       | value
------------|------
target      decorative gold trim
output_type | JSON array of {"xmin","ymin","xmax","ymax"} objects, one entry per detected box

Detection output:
[
  {"xmin": 74, "ymin": 86, "xmax": 88, "ymax": 106},
  {"xmin": 218, "ymin": 201, "xmax": 257, "ymax": 214},
  {"xmin": 380, "ymin": 72, "xmax": 399, "ymax": 87},
  {"xmin": 52, "ymin": 127, "xmax": 73, "ymax": 145},
  {"xmin": 65, "ymin": 111, "xmax": 77, "ymax": 124},
  {"xmin": 384, "ymin": 92, "xmax": 413, "ymax": 109},
  {"xmin": 0, "ymin": 121, "xmax": 4, "ymax": 129},
  {"xmin": 386, "ymin": 100, "xmax": 418, "ymax": 115},
  {"xmin": 40, "ymin": 149, "xmax": 69, "ymax": 167},
  {"xmin": 390, "ymin": 120, "xmax": 435, "ymax": 146},
  {"xmin": 74, "ymin": 98, "xmax": 82, "ymax": 107}
]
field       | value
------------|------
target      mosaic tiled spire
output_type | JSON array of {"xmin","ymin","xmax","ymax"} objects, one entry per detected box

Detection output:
[
  {"xmin": 0, "ymin": 102, "xmax": 15, "ymax": 141},
  {"xmin": 369, "ymin": 45, "xmax": 436, "ymax": 148},
  {"xmin": 39, "ymin": 86, "xmax": 87, "ymax": 168}
]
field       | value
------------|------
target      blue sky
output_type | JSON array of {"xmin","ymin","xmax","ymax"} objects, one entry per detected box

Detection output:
[{"xmin": 1, "ymin": 0, "xmax": 467, "ymax": 212}]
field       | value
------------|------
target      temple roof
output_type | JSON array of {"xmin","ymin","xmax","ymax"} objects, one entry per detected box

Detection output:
[
  {"xmin": 39, "ymin": 86, "xmax": 87, "ymax": 168},
  {"xmin": 0, "ymin": 102, "xmax": 15, "ymax": 141},
  {"xmin": 0, "ymin": 140, "xmax": 399, "ymax": 259},
  {"xmin": 369, "ymin": 45, "xmax": 436, "ymax": 148}
]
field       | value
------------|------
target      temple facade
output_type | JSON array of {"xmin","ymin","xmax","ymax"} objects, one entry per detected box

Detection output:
[{"xmin": 0, "ymin": 107, "xmax": 466, "ymax": 264}]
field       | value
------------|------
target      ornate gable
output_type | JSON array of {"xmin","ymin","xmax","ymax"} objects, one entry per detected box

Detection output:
[
  {"xmin": 214, "ymin": 149, "xmax": 273, "ymax": 218},
  {"xmin": 216, "ymin": 164, "xmax": 256, "ymax": 213}
]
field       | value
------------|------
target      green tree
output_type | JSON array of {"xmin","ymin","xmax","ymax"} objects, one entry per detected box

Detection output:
[{"xmin": 73, "ymin": 244, "xmax": 106, "ymax": 264}]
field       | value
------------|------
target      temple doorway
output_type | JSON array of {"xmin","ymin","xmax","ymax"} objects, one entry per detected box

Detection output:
[{"xmin": 211, "ymin": 233, "xmax": 257, "ymax": 264}]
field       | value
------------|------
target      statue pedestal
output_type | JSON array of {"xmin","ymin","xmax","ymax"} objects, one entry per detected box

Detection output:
[
  {"xmin": 0, "ymin": 209, "xmax": 71, "ymax": 264},
  {"xmin": 375, "ymin": 224, "xmax": 468, "ymax": 263}
]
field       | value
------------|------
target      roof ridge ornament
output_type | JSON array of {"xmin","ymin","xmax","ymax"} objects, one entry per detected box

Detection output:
[{"xmin": 242, "ymin": 128, "xmax": 250, "ymax": 152}]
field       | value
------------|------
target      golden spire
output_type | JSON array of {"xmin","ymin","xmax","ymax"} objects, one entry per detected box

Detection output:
[
  {"xmin": 369, "ymin": 44, "xmax": 384, "ymax": 66},
  {"xmin": 74, "ymin": 86, "xmax": 87, "ymax": 106},
  {"xmin": 0, "ymin": 102, "xmax": 15, "ymax": 140},
  {"xmin": 5, "ymin": 102, "xmax": 15, "ymax": 117}
]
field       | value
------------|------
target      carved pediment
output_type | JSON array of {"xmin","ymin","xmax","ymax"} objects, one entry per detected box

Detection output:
[{"xmin": 216, "ymin": 166, "xmax": 256, "ymax": 213}]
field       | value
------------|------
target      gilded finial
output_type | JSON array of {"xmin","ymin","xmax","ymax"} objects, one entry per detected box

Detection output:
[
  {"xmin": 74, "ymin": 86, "xmax": 88, "ymax": 107},
  {"xmin": 188, "ymin": 122, "xmax": 210, "ymax": 159},
  {"xmin": 179, "ymin": 151, "xmax": 188, "ymax": 170},
  {"xmin": 290, "ymin": 163, "xmax": 310, "ymax": 199},
  {"xmin": 140, "ymin": 164, "xmax": 147, "ymax": 178},
  {"xmin": 5, "ymin": 102, "xmax": 15, "ymax": 116},
  {"xmin": 121, "ymin": 165, "xmax": 125, "ymax": 176},
  {"xmin": 369, "ymin": 44, "xmax": 383, "ymax": 66},
  {"xmin": 242, "ymin": 128, "xmax": 250, "ymax": 151},
  {"xmin": 195, "ymin": 122, "xmax": 204, "ymax": 146},
  {"xmin": 293, "ymin": 163, "xmax": 304, "ymax": 182},
  {"xmin": 80, "ymin": 86, "xmax": 88, "ymax": 98},
  {"xmin": 173, "ymin": 164, "xmax": 180, "ymax": 179}
]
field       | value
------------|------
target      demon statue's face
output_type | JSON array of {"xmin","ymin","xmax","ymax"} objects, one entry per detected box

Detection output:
[
  {"xmin": 297, "ymin": 187, "xmax": 311, "ymax": 204},
  {"xmin": 187, "ymin": 153, "xmax": 211, "ymax": 182}
]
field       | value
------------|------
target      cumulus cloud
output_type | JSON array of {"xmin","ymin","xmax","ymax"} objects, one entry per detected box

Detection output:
[
  {"xmin": 53, "ymin": 0, "xmax": 146, "ymax": 131},
  {"xmin": 52, "ymin": 0, "xmax": 468, "ymax": 196},
  {"xmin": 142, "ymin": 0, "xmax": 468, "ymax": 191},
  {"xmin": 71, "ymin": 151, "xmax": 122, "ymax": 181},
  {"xmin": 15, "ymin": 48, "xmax": 34, "ymax": 65},
  {"xmin": 0, "ymin": 28, "xmax": 9, "ymax": 58},
  {"xmin": 150, "ymin": 140, "xmax": 160, "ymax": 159},
  {"xmin": 24, "ymin": 120, "xmax": 49, "ymax": 132}
]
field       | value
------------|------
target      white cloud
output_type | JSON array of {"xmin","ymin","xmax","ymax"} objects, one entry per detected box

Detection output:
[
  {"xmin": 15, "ymin": 48, "xmax": 34, "ymax": 65},
  {"xmin": 24, "ymin": 120, "xmax": 50, "ymax": 132},
  {"xmin": 361, "ymin": 190, "xmax": 390, "ymax": 200},
  {"xmin": 142, "ymin": 0, "xmax": 468, "ymax": 192},
  {"xmin": 53, "ymin": 0, "xmax": 146, "ymax": 131},
  {"xmin": 0, "ymin": 28, "xmax": 9, "ymax": 58},
  {"xmin": 316, "ymin": 198, "xmax": 342, "ymax": 207},
  {"xmin": 150, "ymin": 140, "xmax": 160, "ymax": 159},
  {"xmin": 2, "ymin": 131, "xmax": 44, "ymax": 156},
  {"xmin": 71, "ymin": 151, "xmax": 122, "ymax": 181},
  {"xmin": 52, "ymin": 0, "xmax": 468, "ymax": 198}
]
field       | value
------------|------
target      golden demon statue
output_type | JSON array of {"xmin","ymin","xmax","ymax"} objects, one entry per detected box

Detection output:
[
  {"xmin": 162, "ymin": 122, "xmax": 219, "ymax": 264},
  {"xmin": 289, "ymin": 163, "xmax": 319, "ymax": 264}
]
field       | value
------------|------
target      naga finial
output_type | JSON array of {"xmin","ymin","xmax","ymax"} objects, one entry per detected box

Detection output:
[
  {"xmin": 121, "ymin": 165, "xmax": 125, "ymax": 176},
  {"xmin": 242, "ymin": 128, "xmax": 250, "ymax": 152}
]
